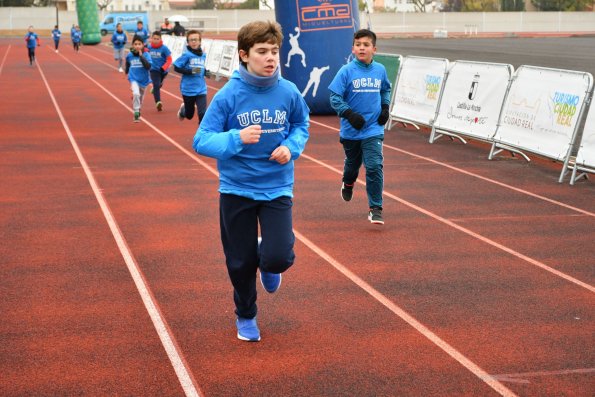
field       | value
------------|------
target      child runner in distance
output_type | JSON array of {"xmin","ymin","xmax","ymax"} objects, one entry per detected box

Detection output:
[
  {"xmin": 147, "ymin": 31, "xmax": 172, "ymax": 112},
  {"xmin": 192, "ymin": 21, "xmax": 310, "ymax": 342},
  {"xmin": 125, "ymin": 35, "xmax": 152, "ymax": 122},
  {"xmin": 71, "ymin": 25, "xmax": 82, "ymax": 53},
  {"xmin": 328, "ymin": 29, "xmax": 391, "ymax": 225},
  {"xmin": 173, "ymin": 30, "xmax": 209, "ymax": 124},
  {"xmin": 134, "ymin": 21, "xmax": 149, "ymax": 46},
  {"xmin": 111, "ymin": 23, "xmax": 127, "ymax": 73},
  {"xmin": 25, "ymin": 26, "xmax": 40, "ymax": 66},
  {"xmin": 51, "ymin": 25, "xmax": 61, "ymax": 53}
]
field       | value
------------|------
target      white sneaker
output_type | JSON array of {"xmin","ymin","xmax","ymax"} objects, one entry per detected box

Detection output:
[{"xmin": 118, "ymin": 67, "xmax": 123, "ymax": 73}]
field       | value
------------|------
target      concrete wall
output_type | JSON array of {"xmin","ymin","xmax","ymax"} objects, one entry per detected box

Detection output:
[{"xmin": 1, "ymin": 8, "xmax": 594, "ymax": 35}]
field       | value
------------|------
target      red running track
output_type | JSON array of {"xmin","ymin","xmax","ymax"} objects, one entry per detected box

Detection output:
[{"xmin": 0, "ymin": 39, "xmax": 593, "ymax": 396}]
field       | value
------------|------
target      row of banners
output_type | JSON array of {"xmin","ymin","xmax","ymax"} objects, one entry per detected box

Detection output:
[
  {"xmin": 387, "ymin": 56, "xmax": 594, "ymax": 185},
  {"xmin": 162, "ymin": 34, "xmax": 594, "ymax": 185}
]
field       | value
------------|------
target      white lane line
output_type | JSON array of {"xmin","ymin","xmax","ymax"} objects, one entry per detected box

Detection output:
[
  {"xmin": 490, "ymin": 367, "xmax": 595, "ymax": 384},
  {"xmin": 58, "ymin": 53, "xmax": 521, "ymax": 397},
  {"xmin": 301, "ymin": 151, "xmax": 595, "ymax": 293},
  {"xmin": 309, "ymin": 119, "xmax": 595, "ymax": 217},
  {"xmin": 42, "ymin": 56, "xmax": 203, "ymax": 397},
  {"xmin": 295, "ymin": 231, "xmax": 518, "ymax": 397},
  {"xmin": 0, "ymin": 44, "xmax": 11, "ymax": 76}
]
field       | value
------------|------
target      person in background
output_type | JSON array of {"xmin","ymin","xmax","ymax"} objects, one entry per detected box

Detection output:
[
  {"xmin": 71, "ymin": 25, "xmax": 82, "ymax": 53},
  {"xmin": 147, "ymin": 31, "xmax": 172, "ymax": 112},
  {"xmin": 328, "ymin": 28, "xmax": 392, "ymax": 225},
  {"xmin": 125, "ymin": 35, "xmax": 152, "ymax": 123},
  {"xmin": 173, "ymin": 30, "xmax": 209, "ymax": 124},
  {"xmin": 160, "ymin": 17, "xmax": 173, "ymax": 35},
  {"xmin": 172, "ymin": 21, "xmax": 186, "ymax": 37},
  {"xmin": 25, "ymin": 26, "xmax": 40, "ymax": 66},
  {"xmin": 192, "ymin": 21, "xmax": 309, "ymax": 342},
  {"xmin": 134, "ymin": 20, "xmax": 149, "ymax": 45},
  {"xmin": 111, "ymin": 23, "xmax": 128, "ymax": 73},
  {"xmin": 51, "ymin": 25, "xmax": 61, "ymax": 53}
]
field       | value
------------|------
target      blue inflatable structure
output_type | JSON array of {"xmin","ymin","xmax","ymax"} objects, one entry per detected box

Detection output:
[{"xmin": 275, "ymin": 0, "xmax": 360, "ymax": 114}]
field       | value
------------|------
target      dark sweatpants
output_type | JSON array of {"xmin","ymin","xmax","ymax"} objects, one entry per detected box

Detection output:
[
  {"xmin": 219, "ymin": 194, "xmax": 295, "ymax": 319},
  {"xmin": 150, "ymin": 69, "xmax": 167, "ymax": 103},
  {"xmin": 182, "ymin": 94, "xmax": 207, "ymax": 123}
]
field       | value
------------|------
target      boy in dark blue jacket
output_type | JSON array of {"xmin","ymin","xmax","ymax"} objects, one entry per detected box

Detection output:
[
  {"xmin": 193, "ymin": 21, "xmax": 309, "ymax": 342},
  {"xmin": 328, "ymin": 29, "xmax": 392, "ymax": 225}
]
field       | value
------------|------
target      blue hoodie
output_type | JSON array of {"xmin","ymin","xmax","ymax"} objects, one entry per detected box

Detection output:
[{"xmin": 193, "ymin": 66, "xmax": 310, "ymax": 200}]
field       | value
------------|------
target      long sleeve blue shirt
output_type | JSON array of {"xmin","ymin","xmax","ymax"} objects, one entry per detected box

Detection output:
[
  {"xmin": 328, "ymin": 58, "xmax": 392, "ymax": 140},
  {"xmin": 193, "ymin": 69, "xmax": 310, "ymax": 200}
]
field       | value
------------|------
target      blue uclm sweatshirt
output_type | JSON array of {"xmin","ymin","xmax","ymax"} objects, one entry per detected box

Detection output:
[
  {"xmin": 328, "ymin": 58, "xmax": 392, "ymax": 140},
  {"xmin": 173, "ymin": 47, "xmax": 207, "ymax": 96},
  {"xmin": 111, "ymin": 31, "xmax": 127, "ymax": 50},
  {"xmin": 193, "ymin": 66, "xmax": 310, "ymax": 200},
  {"xmin": 126, "ymin": 51, "xmax": 152, "ymax": 87}
]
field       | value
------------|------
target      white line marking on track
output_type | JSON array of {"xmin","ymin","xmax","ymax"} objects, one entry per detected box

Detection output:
[
  {"xmin": 57, "ymin": 52, "xmax": 522, "ymax": 397},
  {"xmin": 301, "ymin": 151, "xmax": 595, "ymax": 293},
  {"xmin": 0, "ymin": 44, "xmax": 11, "ymax": 75},
  {"xmin": 490, "ymin": 367, "xmax": 595, "ymax": 384},
  {"xmin": 43, "ymin": 55, "xmax": 203, "ymax": 397},
  {"xmin": 309, "ymin": 119, "xmax": 595, "ymax": 218},
  {"xmin": 295, "ymin": 231, "xmax": 519, "ymax": 397}
]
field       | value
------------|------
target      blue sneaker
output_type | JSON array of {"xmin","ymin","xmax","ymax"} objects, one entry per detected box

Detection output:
[
  {"xmin": 236, "ymin": 317, "xmax": 260, "ymax": 342},
  {"xmin": 260, "ymin": 270, "xmax": 282, "ymax": 293}
]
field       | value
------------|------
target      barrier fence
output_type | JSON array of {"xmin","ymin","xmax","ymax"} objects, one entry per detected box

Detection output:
[
  {"xmin": 160, "ymin": 34, "xmax": 594, "ymax": 185},
  {"xmin": 571, "ymin": 99, "xmax": 595, "ymax": 185}
]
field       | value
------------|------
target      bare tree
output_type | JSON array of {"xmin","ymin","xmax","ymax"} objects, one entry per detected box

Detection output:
[{"xmin": 97, "ymin": 0, "xmax": 112, "ymax": 11}]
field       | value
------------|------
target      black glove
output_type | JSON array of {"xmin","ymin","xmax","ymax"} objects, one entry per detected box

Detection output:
[
  {"xmin": 342, "ymin": 109, "xmax": 365, "ymax": 130},
  {"xmin": 130, "ymin": 48, "xmax": 138, "ymax": 56},
  {"xmin": 378, "ymin": 104, "xmax": 390, "ymax": 126}
]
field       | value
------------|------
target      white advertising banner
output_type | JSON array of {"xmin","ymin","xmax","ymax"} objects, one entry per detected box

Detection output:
[
  {"xmin": 433, "ymin": 61, "xmax": 513, "ymax": 141},
  {"xmin": 201, "ymin": 38, "xmax": 213, "ymax": 62},
  {"xmin": 390, "ymin": 56, "xmax": 449, "ymax": 126},
  {"xmin": 493, "ymin": 65, "xmax": 592, "ymax": 161},
  {"xmin": 167, "ymin": 36, "xmax": 187, "ymax": 63},
  {"xmin": 206, "ymin": 40, "xmax": 225, "ymax": 75},
  {"xmin": 217, "ymin": 40, "xmax": 238, "ymax": 78},
  {"xmin": 576, "ymin": 103, "xmax": 595, "ymax": 169}
]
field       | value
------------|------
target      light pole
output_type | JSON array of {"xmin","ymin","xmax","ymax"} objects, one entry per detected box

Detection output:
[{"xmin": 55, "ymin": 0, "xmax": 60, "ymax": 27}]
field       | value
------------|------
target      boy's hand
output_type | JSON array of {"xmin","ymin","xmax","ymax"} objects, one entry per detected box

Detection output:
[
  {"xmin": 377, "ymin": 104, "xmax": 390, "ymax": 125},
  {"xmin": 240, "ymin": 125, "xmax": 262, "ymax": 144},
  {"xmin": 343, "ymin": 109, "xmax": 365, "ymax": 130},
  {"xmin": 130, "ymin": 48, "xmax": 138, "ymax": 55},
  {"xmin": 269, "ymin": 146, "xmax": 290, "ymax": 165}
]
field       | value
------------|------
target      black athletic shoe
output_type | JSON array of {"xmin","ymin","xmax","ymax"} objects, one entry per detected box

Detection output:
[
  {"xmin": 368, "ymin": 207, "xmax": 384, "ymax": 225},
  {"xmin": 341, "ymin": 182, "xmax": 354, "ymax": 202}
]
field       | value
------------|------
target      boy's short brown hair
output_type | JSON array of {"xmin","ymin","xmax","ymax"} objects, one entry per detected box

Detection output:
[
  {"xmin": 186, "ymin": 30, "xmax": 202, "ymax": 42},
  {"xmin": 237, "ymin": 21, "xmax": 283, "ymax": 67}
]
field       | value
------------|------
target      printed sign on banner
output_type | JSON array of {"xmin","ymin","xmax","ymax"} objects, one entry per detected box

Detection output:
[
  {"xmin": 390, "ymin": 56, "xmax": 448, "ymax": 126},
  {"xmin": 218, "ymin": 40, "xmax": 238, "ymax": 77},
  {"xmin": 206, "ymin": 40, "xmax": 225, "ymax": 75},
  {"xmin": 576, "ymin": 103, "xmax": 595, "ymax": 169},
  {"xmin": 433, "ymin": 61, "xmax": 513, "ymax": 141},
  {"xmin": 493, "ymin": 66, "xmax": 592, "ymax": 161}
]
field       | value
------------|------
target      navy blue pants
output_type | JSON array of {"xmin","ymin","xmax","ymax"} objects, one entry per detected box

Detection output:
[
  {"xmin": 150, "ymin": 69, "xmax": 168, "ymax": 103},
  {"xmin": 219, "ymin": 194, "xmax": 295, "ymax": 319},
  {"xmin": 182, "ymin": 94, "xmax": 207, "ymax": 124},
  {"xmin": 341, "ymin": 134, "xmax": 384, "ymax": 209}
]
